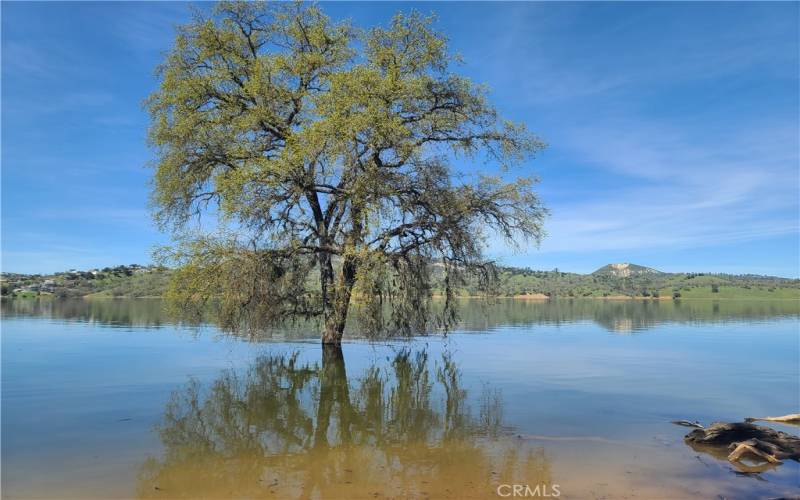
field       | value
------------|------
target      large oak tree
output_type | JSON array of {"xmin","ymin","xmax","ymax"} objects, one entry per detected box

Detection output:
[{"xmin": 148, "ymin": 1, "xmax": 546, "ymax": 344}]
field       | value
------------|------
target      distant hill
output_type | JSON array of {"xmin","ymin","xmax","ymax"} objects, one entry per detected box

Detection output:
[
  {"xmin": 489, "ymin": 264, "xmax": 798, "ymax": 300},
  {"xmin": 592, "ymin": 263, "xmax": 662, "ymax": 278},
  {"xmin": 2, "ymin": 263, "xmax": 799, "ymax": 301}
]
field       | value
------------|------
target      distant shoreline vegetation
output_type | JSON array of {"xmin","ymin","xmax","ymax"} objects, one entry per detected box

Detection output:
[{"xmin": 2, "ymin": 262, "xmax": 798, "ymax": 301}]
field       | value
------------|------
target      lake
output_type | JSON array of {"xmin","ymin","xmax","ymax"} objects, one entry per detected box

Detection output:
[{"xmin": 1, "ymin": 298, "xmax": 798, "ymax": 499}]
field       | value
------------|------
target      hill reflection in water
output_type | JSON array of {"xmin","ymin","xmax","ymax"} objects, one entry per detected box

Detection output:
[{"xmin": 3, "ymin": 297, "xmax": 798, "ymax": 336}]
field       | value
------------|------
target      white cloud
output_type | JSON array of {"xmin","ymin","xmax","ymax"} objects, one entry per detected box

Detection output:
[
  {"xmin": 484, "ymin": 118, "xmax": 799, "ymax": 258},
  {"xmin": 468, "ymin": 4, "xmax": 799, "ymax": 261}
]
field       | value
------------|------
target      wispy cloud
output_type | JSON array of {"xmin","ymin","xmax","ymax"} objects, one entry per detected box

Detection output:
[
  {"xmin": 28, "ymin": 208, "xmax": 152, "ymax": 229},
  {"xmin": 530, "ymin": 119, "xmax": 799, "ymax": 253},
  {"xmin": 468, "ymin": 3, "xmax": 799, "ymax": 263},
  {"xmin": 3, "ymin": 90, "xmax": 115, "ymax": 117},
  {"xmin": 108, "ymin": 2, "xmax": 189, "ymax": 55},
  {"xmin": 2, "ymin": 41, "xmax": 54, "ymax": 77},
  {"xmin": 477, "ymin": 3, "xmax": 799, "ymax": 105}
]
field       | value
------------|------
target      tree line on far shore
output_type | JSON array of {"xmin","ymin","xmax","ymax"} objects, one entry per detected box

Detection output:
[{"xmin": 3, "ymin": 264, "xmax": 797, "ymax": 301}]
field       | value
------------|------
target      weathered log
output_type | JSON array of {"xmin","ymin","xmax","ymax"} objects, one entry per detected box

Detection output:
[
  {"xmin": 728, "ymin": 439, "xmax": 783, "ymax": 464},
  {"xmin": 744, "ymin": 413, "xmax": 800, "ymax": 425},
  {"xmin": 683, "ymin": 422, "xmax": 800, "ymax": 466},
  {"xmin": 671, "ymin": 419, "xmax": 703, "ymax": 429}
]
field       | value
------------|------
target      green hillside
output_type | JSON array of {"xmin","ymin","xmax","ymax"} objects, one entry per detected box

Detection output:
[
  {"xmin": 459, "ymin": 263, "xmax": 800, "ymax": 300},
  {"xmin": 2, "ymin": 263, "xmax": 798, "ymax": 300},
  {"xmin": 1, "ymin": 265, "xmax": 171, "ymax": 299}
]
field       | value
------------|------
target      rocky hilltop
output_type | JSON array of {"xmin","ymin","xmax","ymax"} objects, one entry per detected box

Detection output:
[{"xmin": 592, "ymin": 263, "xmax": 662, "ymax": 278}]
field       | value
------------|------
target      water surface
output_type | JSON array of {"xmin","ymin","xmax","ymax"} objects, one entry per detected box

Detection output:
[{"xmin": 2, "ymin": 298, "xmax": 798, "ymax": 499}]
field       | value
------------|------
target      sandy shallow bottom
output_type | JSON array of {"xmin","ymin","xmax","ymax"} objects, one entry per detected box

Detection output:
[{"xmin": 6, "ymin": 432, "xmax": 799, "ymax": 499}]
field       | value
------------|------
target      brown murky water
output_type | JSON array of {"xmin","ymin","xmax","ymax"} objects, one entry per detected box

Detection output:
[{"xmin": 2, "ymin": 298, "xmax": 799, "ymax": 499}]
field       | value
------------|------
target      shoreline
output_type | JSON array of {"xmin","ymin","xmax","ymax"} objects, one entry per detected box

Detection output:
[
  {"xmin": 6, "ymin": 295, "xmax": 797, "ymax": 302},
  {"xmin": 455, "ymin": 295, "xmax": 800, "ymax": 302}
]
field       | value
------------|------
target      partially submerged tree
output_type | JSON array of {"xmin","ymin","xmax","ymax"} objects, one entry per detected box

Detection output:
[{"xmin": 148, "ymin": 1, "xmax": 546, "ymax": 344}]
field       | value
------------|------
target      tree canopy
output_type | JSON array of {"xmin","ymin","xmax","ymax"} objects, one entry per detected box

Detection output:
[{"xmin": 148, "ymin": 1, "xmax": 546, "ymax": 343}]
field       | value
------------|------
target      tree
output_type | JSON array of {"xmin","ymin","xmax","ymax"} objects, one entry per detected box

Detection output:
[{"xmin": 148, "ymin": 1, "xmax": 546, "ymax": 344}]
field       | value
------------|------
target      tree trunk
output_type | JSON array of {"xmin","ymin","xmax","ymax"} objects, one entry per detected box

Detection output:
[
  {"xmin": 321, "ymin": 254, "xmax": 357, "ymax": 345},
  {"xmin": 321, "ymin": 202, "xmax": 363, "ymax": 345},
  {"xmin": 322, "ymin": 322, "xmax": 343, "ymax": 345},
  {"xmin": 319, "ymin": 250, "xmax": 335, "ymax": 338}
]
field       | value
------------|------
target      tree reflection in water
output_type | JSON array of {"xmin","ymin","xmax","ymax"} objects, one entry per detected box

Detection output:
[{"xmin": 138, "ymin": 346, "xmax": 551, "ymax": 498}]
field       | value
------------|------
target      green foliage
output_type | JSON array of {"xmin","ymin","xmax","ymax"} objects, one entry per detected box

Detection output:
[
  {"xmin": 461, "ymin": 266, "xmax": 800, "ymax": 299},
  {"xmin": 159, "ymin": 235, "xmax": 319, "ymax": 331},
  {"xmin": 148, "ymin": 2, "xmax": 546, "ymax": 342},
  {"xmin": 85, "ymin": 270, "xmax": 172, "ymax": 298}
]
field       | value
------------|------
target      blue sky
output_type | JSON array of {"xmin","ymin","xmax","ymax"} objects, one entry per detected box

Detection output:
[{"xmin": 2, "ymin": 2, "xmax": 798, "ymax": 277}]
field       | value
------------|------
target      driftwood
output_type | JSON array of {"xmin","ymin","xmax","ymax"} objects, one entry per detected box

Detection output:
[
  {"xmin": 744, "ymin": 413, "xmax": 800, "ymax": 426},
  {"xmin": 671, "ymin": 419, "xmax": 703, "ymax": 429},
  {"xmin": 678, "ymin": 419, "xmax": 800, "ymax": 473}
]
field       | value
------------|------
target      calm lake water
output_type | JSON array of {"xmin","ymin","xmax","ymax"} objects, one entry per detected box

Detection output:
[{"xmin": 2, "ymin": 298, "xmax": 798, "ymax": 499}]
